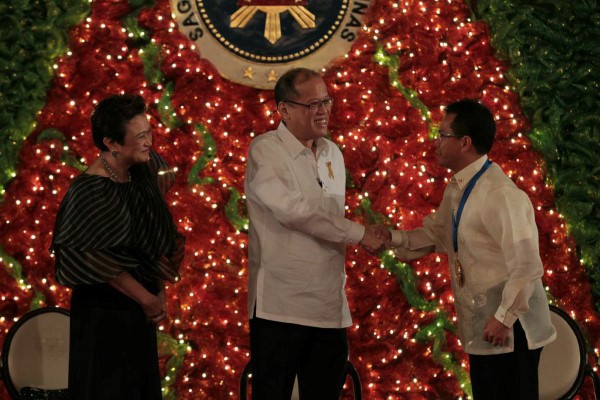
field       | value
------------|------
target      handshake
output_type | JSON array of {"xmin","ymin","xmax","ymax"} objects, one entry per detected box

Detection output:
[{"xmin": 359, "ymin": 224, "xmax": 392, "ymax": 253}]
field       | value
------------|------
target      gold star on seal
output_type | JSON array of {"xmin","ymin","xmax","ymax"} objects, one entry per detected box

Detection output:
[
  {"xmin": 267, "ymin": 69, "xmax": 278, "ymax": 82},
  {"xmin": 243, "ymin": 67, "xmax": 255, "ymax": 80}
]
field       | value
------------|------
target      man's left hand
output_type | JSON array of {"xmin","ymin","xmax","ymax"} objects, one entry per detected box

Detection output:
[{"xmin": 483, "ymin": 316, "xmax": 510, "ymax": 346}]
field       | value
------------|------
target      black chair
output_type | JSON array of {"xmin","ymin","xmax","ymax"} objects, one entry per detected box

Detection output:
[
  {"xmin": 0, "ymin": 307, "xmax": 70, "ymax": 399},
  {"xmin": 240, "ymin": 360, "xmax": 362, "ymax": 400},
  {"xmin": 538, "ymin": 304, "xmax": 600, "ymax": 400}
]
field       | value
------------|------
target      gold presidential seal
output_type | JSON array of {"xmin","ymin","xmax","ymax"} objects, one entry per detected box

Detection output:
[{"xmin": 171, "ymin": 0, "xmax": 371, "ymax": 89}]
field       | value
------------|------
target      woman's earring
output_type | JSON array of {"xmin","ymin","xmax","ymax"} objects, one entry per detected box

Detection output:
[{"xmin": 111, "ymin": 150, "xmax": 118, "ymax": 158}]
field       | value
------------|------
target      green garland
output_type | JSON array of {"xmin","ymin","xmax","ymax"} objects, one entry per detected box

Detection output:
[
  {"xmin": 0, "ymin": 246, "xmax": 47, "ymax": 310},
  {"xmin": 157, "ymin": 82, "xmax": 183, "ymax": 130},
  {"xmin": 225, "ymin": 187, "xmax": 249, "ymax": 233},
  {"xmin": 140, "ymin": 42, "xmax": 165, "ymax": 85},
  {"xmin": 0, "ymin": 0, "xmax": 87, "ymax": 318},
  {"xmin": 475, "ymin": 0, "xmax": 600, "ymax": 311},
  {"xmin": 374, "ymin": 45, "xmax": 438, "ymax": 139},
  {"xmin": 0, "ymin": 245, "xmax": 25, "ymax": 285},
  {"xmin": 38, "ymin": 129, "xmax": 87, "ymax": 171},
  {"xmin": 359, "ymin": 197, "xmax": 473, "ymax": 397},
  {"xmin": 0, "ymin": 0, "xmax": 89, "ymax": 196},
  {"xmin": 157, "ymin": 331, "xmax": 190, "ymax": 400},
  {"xmin": 187, "ymin": 123, "xmax": 217, "ymax": 186},
  {"xmin": 371, "ymin": 45, "xmax": 472, "ymax": 396}
]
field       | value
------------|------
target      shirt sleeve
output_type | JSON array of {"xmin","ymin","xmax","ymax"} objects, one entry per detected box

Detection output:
[
  {"xmin": 389, "ymin": 229, "xmax": 436, "ymax": 260},
  {"xmin": 389, "ymin": 194, "xmax": 448, "ymax": 259},
  {"xmin": 148, "ymin": 150, "xmax": 176, "ymax": 195},
  {"xmin": 485, "ymin": 186, "xmax": 544, "ymax": 327},
  {"xmin": 245, "ymin": 138, "xmax": 364, "ymax": 244}
]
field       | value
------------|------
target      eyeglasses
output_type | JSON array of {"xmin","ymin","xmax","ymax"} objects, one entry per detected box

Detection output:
[
  {"xmin": 436, "ymin": 131, "xmax": 464, "ymax": 140},
  {"xmin": 285, "ymin": 98, "xmax": 334, "ymax": 112}
]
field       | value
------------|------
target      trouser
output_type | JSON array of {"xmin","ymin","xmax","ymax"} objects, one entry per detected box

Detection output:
[
  {"xmin": 469, "ymin": 320, "xmax": 543, "ymax": 400},
  {"xmin": 249, "ymin": 316, "xmax": 349, "ymax": 400}
]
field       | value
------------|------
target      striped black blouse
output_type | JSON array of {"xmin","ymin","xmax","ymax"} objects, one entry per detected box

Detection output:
[{"xmin": 52, "ymin": 150, "xmax": 184, "ymax": 287}]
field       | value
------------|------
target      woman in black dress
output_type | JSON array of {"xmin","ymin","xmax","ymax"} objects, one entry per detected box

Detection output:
[{"xmin": 52, "ymin": 94, "xmax": 185, "ymax": 400}]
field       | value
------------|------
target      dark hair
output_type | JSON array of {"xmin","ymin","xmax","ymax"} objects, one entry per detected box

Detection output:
[
  {"xmin": 91, "ymin": 94, "xmax": 147, "ymax": 151},
  {"xmin": 274, "ymin": 68, "xmax": 321, "ymax": 104},
  {"xmin": 445, "ymin": 99, "xmax": 496, "ymax": 154}
]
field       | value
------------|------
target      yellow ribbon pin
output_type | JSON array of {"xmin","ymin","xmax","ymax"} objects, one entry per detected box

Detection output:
[{"xmin": 326, "ymin": 161, "xmax": 334, "ymax": 179}]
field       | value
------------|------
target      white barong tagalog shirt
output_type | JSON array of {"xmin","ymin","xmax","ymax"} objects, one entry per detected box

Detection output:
[
  {"xmin": 391, "ymin": 155, "xmax": 556, "ymax": 355},
  {"xmin": 245, "ymin": 122, "xmax": 364, "ymax": 328}
]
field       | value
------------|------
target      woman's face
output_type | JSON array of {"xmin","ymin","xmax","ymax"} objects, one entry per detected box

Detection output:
[{"xmin": 116, "ymin": 114, "xmax": 153, "ymax": 165}]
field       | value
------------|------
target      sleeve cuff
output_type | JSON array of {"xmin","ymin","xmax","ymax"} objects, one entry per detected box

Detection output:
[
  {"xmin": 494, "ymin": 306, "xmax": 518, "ymax": 328},
  {"xmin": 390, "ymin": 230, "xmax": 407, "ymax": 247},
  {"xmin": 346, "ymin": 222, "xmax": 365, "ymax": 245}
]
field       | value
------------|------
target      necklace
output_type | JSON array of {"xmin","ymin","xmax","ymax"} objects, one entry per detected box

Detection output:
[{"xmin": 100, "ymin": 152, "xmax": 131, "ymax": 183}]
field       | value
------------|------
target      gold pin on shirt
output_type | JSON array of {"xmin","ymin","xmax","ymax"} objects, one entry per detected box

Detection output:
[{"xmin": 326, "ymin": 161, "xmax": 334, "ymax": 179}]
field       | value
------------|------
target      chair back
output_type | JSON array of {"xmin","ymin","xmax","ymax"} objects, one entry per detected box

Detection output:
[
  {"xmin": 1, "ymin": 307, "xmax": 70, "ymax": 398},
  {"xmin": 538, "ymin": 305, "xmax": 587, "ymax": 400}
]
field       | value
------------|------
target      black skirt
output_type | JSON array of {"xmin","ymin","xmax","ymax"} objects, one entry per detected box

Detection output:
[{"xmin": 68, "ymin": 284, "xmax": 162, "ymax": 400}]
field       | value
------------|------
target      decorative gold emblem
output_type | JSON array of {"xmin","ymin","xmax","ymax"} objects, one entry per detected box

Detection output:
[
  {"xmin": 171, "ymin": 0, "xmax": 371, "ymax": 88},
  {"xmin": 231, "ymin": 4, "xmax": 315, "ymax": 44}
]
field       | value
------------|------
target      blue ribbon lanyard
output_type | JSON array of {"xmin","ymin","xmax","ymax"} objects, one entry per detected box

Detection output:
[{"xmin": 452, "ymin": 159, "xmax": 492, "ymax": 252}]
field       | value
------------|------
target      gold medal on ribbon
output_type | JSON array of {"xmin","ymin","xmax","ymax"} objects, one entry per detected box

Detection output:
[
  {"xmin": 455, "ymin": 258, "xmax": 465, "ymax": 287},
  {"xmin": 326, "ymin": 161, "xmax": 334, "ymax": 179}
]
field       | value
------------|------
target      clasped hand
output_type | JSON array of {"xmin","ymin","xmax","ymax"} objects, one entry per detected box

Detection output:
[
  {"xmin": 483, "ymin": 316, "xmax": 509, "ymax": 347},
  {"xmin": 360, "ymin": 224, "xmax": 391, "ymax": 253},
  {"xmin": 142, "ymin": 289, "xmax": 167, "ymax": 324}
]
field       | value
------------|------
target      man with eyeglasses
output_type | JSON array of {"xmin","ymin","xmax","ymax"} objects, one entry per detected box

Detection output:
[
  {"xmin": 378, "ymin": 99, "xmax": 556, "ymax": 399},
  {"xmin": 244, "ymin": 67, "xmax": 385, "ymax": 399}
]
